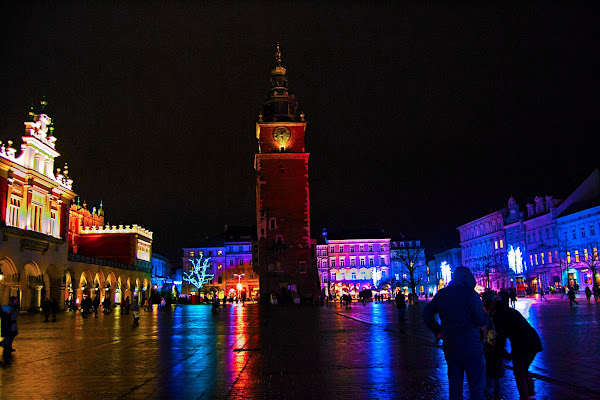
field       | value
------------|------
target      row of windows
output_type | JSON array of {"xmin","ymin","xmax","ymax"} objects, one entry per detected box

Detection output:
[
  {"xmin": 188, "ymin": 246, "xmax": 251, "ymax": 257},
  {"xmin": 324, "ymin": 256, "xmax": 386, "ymax": 267},
  {"xmin": 6, "ymin": 194, "xmax": 59, "ymax": 237},
  {"xmin": 326, "ymin": 244, "xmax": 382, "ymax": 254},
  {"xmin": 563, "ymin": 224, "xmax": 598, "ymax": 241},
  {"xmin": 324, "ymin": 270, "xmax": 388, "ymax": 282}
]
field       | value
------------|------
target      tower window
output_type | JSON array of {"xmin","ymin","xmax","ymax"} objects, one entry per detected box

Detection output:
[
  {"xmin": 299, "ymin": 261, "xmax": 306, "ymax": 273},
  {"xmin": 269, "ymin": 218, "xmax": 277, "ymax": 229}
]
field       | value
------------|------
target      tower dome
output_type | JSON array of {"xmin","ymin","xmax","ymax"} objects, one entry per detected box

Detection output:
[{"xmin": 260, "ymin": 43, "xmax": 299, "ymax": 122}]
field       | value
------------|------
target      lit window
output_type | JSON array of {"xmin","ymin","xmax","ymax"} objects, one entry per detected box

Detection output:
[
  {"xmin": 530, "ymin": 255, "xmax": 533, "ymax": 265},
  {"xmin": 7, "ymin": 196, "xmax": 21, "ymax": 227},
  {"xmin": 500, "ymin": 240, "xmax": 504, "ymax": 249},
  {"xmin": 218, "ymin": 250, "xmax": 222, "ymax": 256},
  {"xmin": 494, "ymin": 241, "xmax": 498, "ymax": 250},
  {"xmin": 584, "ymin": 248, "xmax": 589, "ymax": 261},
  {"xmin": 594, "ymin": 248, "xmax": 598, "ymax": 260},
  {"xmin": 548, "ymin": 252, "xmax": 552, "ymax": 263},
  {"xmin": 218, "ymin": 263, "xmax": 222, "ymax": 270},
  {"xmin": 534, "ymin": 254, "xmax": 538, "ymax": 265},
  {"xmin": 575, "ymin": 250, "xmax": 579, "ymax": 263},
  {"xmin": 541, "ymin": 253, "xmax": 545, "ymax": 264},
  {"xmin": 567, "ymin": 252, "xmax": 571, "ymax": 264},
  {"xmin": 190, "ymin": 251, "xmax": 195, "ymax": 257}
]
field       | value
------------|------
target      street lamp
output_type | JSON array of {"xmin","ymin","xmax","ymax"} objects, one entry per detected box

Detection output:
[{"xmin": 233, "ymin": 273, "xmax": 244, "ymax": 297}]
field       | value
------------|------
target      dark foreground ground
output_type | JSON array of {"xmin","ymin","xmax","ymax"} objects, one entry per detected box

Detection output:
[{"xmin": 1, "ymin": 294, "xmax": 598, "ymax": 399}]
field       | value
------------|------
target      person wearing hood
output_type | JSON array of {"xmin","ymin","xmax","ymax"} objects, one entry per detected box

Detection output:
[
  {"xmin": 423, "ymin": 266, "xmax": 489, "ymax": 400},
  {"xmin": 489, "ymin": 293, "xmax": 542, "ymax": 399}
]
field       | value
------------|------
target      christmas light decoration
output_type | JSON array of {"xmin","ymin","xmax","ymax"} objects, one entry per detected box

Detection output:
[
  {"xmin": 440, "ymin": 261, "xmax": 452, "ymax": 283},
  {"xmin": 507, "ymin": 245, "xmax": 524, "ymax": 274},
  {"xmin": 184, "ymin": 256, "xmax": 214, "ymax": 289}
]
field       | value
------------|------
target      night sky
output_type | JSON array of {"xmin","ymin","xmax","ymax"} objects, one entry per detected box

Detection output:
[{"xmin": 2, "ymin": 3, "xmax": 599, "ymax": 264}]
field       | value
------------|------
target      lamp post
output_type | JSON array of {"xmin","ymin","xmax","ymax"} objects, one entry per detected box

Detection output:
[{"xmin": 233, "ymin": 273, "xmax": 244, "ymax": 298}]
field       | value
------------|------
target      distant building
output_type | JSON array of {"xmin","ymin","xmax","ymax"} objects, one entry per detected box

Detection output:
[
  {"xmin": 458, "ymin": 169, "xmax": 600, "ymax": 294},
  {"xmin": 0, "ymin": 102, "xmax": 76, "ymax": 310},
  {"xmin": 151, "ymin": 252, "xmax": 173, "ymax": 289},
  {"xmin": 391, "ymin": 240, "xmax": 427, "ymax": 295},
  {"xmin": 458, "ymin": 210, "xmax": 507, "ymax": 290},
  {"xmin": 0, "ymin": 101, "xmax": 152, "ymax": 310},
  {"xmin": 317, "ymin": 229, "xmax": 391, "ymax": 298},
  {"xmin": 254, "ymin": 45, "xmax": 320, "ymax": 302},
  {"xmin": 433, "ymin": 247, "xmax": 462, "ymax": 289},
  {"xmin": 182, "ymin": 226, "xmax": 258, "ymax": 300}
]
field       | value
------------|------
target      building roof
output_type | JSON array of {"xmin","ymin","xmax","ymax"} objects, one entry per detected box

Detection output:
[{"xmin": 556, "ymin": 169, "xmax": 600, "ymax": 218}]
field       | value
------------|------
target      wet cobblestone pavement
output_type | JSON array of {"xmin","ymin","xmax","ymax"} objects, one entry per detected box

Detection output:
[{"xmin": 1, "ymin": 294, "xmax": 598, "ymax": 399}]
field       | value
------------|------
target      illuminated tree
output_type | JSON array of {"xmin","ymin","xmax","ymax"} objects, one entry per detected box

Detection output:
[
  {"xmin": 580, "ymin": 240, "xmax": 600, "ymax": 293},
  {"xmin": 392, "ymin": 243, "xmax": 425, "ymax": 295},
  {"xmin": 184, "ymin": 257, "xmax": 214, "ymax": 290}
]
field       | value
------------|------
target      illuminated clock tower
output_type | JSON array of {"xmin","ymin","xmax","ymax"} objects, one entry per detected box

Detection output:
[{"xmin": 254, "ymin": 44, "xmax": 319, "ymax": 302}]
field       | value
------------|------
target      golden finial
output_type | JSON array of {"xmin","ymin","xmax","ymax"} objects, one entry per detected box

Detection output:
[{"xmin": 275, "ymin": 42, "xmax": 282, "ymax": 67}]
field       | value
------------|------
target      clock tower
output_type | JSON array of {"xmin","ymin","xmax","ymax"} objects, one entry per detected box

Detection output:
[{"xmin": 254, "ymin": 44, "xmax": 319, "ymax": 303}]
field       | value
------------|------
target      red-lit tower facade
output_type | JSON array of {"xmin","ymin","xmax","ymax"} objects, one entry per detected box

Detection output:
[{"xmin": 254, "ymin": 44, "xmax": 319, "ymax": 302}]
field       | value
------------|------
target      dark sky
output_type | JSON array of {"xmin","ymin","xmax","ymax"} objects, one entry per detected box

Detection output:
[{"xmin": 2, "ymin": 3, "xmax": 599, "ymax": 263}]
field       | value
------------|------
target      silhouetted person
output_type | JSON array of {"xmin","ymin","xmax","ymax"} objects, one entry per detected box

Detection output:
[
  {"xmin": 1, "ymin": 296, "xmax": 19, "ymax": 359},
  {"xmin": 423, "ymin": 267, "xmax": 489, "ymax": 400},
  {"xmin": 568, "ymin": 286, "xmax": 579, "ymax": 307},
  {"xmin": 585, "ymin": 286, "xmax": 592, "ymax": 303},
  {"xmin": 92, "ymin": 296, "xmax": 100, "ymax": 318},
  {"xmin": 51, "ymin": 298, "xmax": 59, "ymax": 322},
  {"xmin": 42, "ymin": 298, "xmax": 52, "ymax": 322},
  {"xmin": 396, "ymin": 291, "xmax": 406, "ymax": 320},
  {"xmin": 489, "ymin": 295, "xmax": 542, "ymax": 399}
]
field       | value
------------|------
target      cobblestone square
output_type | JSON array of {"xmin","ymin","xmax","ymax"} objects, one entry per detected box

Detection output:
[{"xmin": 1, "ymin": 295, "xmax": 598, "ymax": 399}]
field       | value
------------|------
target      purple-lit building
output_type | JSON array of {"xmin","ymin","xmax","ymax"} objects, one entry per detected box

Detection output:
[
  {"xmin": 317, "ymin": 230, "xmax": 391, "ymax": 298},
  {"xmin": 458, "ymin": 210, "xmax": 508, "ymax": 290}
]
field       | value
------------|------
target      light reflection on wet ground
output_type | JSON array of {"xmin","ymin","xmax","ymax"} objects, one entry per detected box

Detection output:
[{"xmin": 0, "ymin": 297, "xmax": 597, "ymax": 399}]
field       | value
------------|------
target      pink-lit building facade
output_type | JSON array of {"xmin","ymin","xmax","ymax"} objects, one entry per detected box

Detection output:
[{"xmin": 317, "ymin": 233, "xmax": 391, "ymax": 298}]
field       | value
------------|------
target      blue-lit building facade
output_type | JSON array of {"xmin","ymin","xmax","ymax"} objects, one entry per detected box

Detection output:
[
  {"xmin": 458, "ymin": 169, "xmax": 600, "ymax": 294},
  {"xmin": 151, "ymin": 252, "xmax": 174, "ymax": 290},
  {"xmin": 390, "ymin": 240, "xmax": 428, "ymax": 295}
]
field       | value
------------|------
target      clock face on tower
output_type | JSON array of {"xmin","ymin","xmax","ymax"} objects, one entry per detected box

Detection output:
[{"xmin": 272, "ymin": 126, "xmax": 291, "ymax": 144}]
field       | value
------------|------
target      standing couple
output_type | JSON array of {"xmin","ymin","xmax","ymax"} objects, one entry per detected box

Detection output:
[{"xmin": 423, "ymin": 267, "xmax": 542, "ymax": 400}]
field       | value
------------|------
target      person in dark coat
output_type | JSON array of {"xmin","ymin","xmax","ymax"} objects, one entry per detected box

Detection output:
[
  {"xmin": 42, "ymin": 298, "xmax": 52, "ymax": 322},
  {"xmin": 51, "ymin": 298, "xmax": 59, "ymax": 322},
  {"xmin": 423, "ymin": 267, "xmax": 489, "ymax": 400},
  {"xmin": 585, "ymin": 286, "xmax": 592, "ymax": 303},
  {"xmin": 92, "ymin": 296, "xmax": 100, "ymax": 318},
  {"xmin": 490, "ymin": 296, "xmax": 542, "ymax": 400},
  {"xmin": 568, "ymin": 286, "xmax": 579, "ymax": 307},
  {"xmin": 482, "ymin": 293, "xmax": 504, "ymax": 400},
  {"xmin": 1, "ymin": 296, "xmax": 19, "ymax": 358},
  {"xmin": 395, "ymin": 291, "xmax": 406, "ymax": 319}
]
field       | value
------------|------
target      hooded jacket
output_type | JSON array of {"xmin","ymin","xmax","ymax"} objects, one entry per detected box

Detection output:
[{"xmin": 423, "ymin": 267, "xmax": 489, "ymax": 354}]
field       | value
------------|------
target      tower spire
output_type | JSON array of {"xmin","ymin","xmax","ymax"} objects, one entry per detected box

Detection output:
[{"xmin": 261, "ymin": 43, "xmax": 298, "ymax": 122}]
